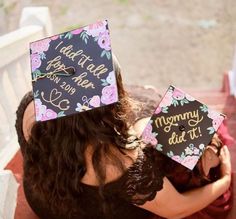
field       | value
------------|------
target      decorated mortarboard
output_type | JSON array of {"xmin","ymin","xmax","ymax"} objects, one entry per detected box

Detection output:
[
  {"xmin": 141, "ymin": 85, "xmax": 225, "ymax": 170},
  {"xmin": 30, "ymin": 20, "xmax": 118, "ymax": 122}
]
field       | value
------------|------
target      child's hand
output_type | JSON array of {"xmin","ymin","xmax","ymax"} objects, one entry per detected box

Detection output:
[{"xmin": 219, "ymin": 145, "xmax": 231, "ymax": 179}]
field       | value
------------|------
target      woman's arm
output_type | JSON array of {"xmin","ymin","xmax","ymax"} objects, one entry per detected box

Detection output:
[
  {"xmin": 141, "ymin": 175, "xmax": 231, "ymax": 219},
  {"xmin": 138, "ymin": 146, "xmax": 231, "ymax": 219}
]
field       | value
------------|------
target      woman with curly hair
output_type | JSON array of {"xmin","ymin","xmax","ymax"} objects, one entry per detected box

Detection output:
[{"xmin": 15, "ymin": 56, "xmax": 232, "ymax": 219}]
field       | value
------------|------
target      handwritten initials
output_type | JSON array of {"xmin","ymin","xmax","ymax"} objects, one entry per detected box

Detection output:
[{"xmin": 41, "ymin": 88, "xmax": 70, "ymax": 111}]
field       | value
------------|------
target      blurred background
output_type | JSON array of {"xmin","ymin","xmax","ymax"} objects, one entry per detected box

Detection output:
[{"xmin": 1, "ymin": 0, "xmax": 236, "ymax": 89}]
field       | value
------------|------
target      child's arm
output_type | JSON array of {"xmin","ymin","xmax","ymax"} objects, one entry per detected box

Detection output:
[{"xmin": 137, "ymin": 146, "xmax": 231, "ymax": 219}]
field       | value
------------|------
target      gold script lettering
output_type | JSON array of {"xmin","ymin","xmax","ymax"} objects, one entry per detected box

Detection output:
[
  {"xmin": 155, "ymin": 110, "xmax": 203, "ymax": 133},
  {"xmin": 78, "ymin": 54, "xmax": 93, "ymax": 68},
  {"xmin": 87, "ymin": 64, "xmax": 108, "ymax": 78},
  {"xmin": 168, "ymin": 131, "xmax": 187, "ymax": 145},
  {"xmin": 46, "ymin": 56, "xmax": 66, "ymax": 71},
  {"xmin": 187, "ymin": 127, "xmax": 200, "ymax": 140},
  {"xmin": 60, "ymin": 45, "xmax": 83, "ymax": 61},
  {"xmin": 71, "ymin": 72, "xmax": 95, "ymax": 89}
]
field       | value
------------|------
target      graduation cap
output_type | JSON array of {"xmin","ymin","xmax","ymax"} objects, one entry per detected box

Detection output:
[
  {"xmin": 30, "ymin": 20, "xmax": 118, "ymax": 122},
  {"xmin": 141, "ymin": 85, "xmax": 225, "ymax": 170}
]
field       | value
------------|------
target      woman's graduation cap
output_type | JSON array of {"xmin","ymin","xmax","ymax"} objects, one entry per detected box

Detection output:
[{"xmin": 30, "ymin": 20, "xmax": 118, "ymax": 122}]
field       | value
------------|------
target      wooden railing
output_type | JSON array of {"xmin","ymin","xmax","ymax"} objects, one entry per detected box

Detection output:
[{"xmin": 0, "ymin": 7, "xmax": 52, "ymax": 169}]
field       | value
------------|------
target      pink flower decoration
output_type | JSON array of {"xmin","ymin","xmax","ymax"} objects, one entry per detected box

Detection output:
[
  {"xmin": 159, "ymin": 90, "xmax": 173, "ymax": 107},
  {"xmin": 51, "ymin": 35, "xmax": 59, "ymax": 40},
  {"xmin": 31, "ymin": 53, "xmax": 42, "ymax": 71},
  {"xmin": 106, "ymin": 71, "xmax": 116, "ymax": 85},
  {"xmin": 141, "ymin": 123, "xmax": 157, "ymax": 146},
  {"xmin": 143, "ymin": 123, "xmax": 152, "ymax": 133},
  {"xmin": 181, "ymin": 155, "xmax": 199, "ymax": 169},
  {"xmin": 150, "ymin": 137, "xmax": 158, "ymax": 146},
  {"xmin": 154, "ymin": 107, "xmax": 162, "ymax": 115},
  {"xmin": 41, "ymin": 109, "xmax": 57, "ymax": 121},
  {"xmin": 185, "ymin": 94, "xmax": 195, "ymax": 101},
  {"xmin": 212, "ymin": 116, "xmax": 224, "ymax": 131},
  {"xmin": 173, "ymin": 88, "xmax": 185, "ymax": 100},
  {"xmin": 207, "ymin": 110, "xmax": 224, "ymax": 130},
  {"xmin": 101, "ymin": 84, "xmax": 118, "ymax": 105},
  {"xmin": 89, "ymin": 95, "xmax": 101, "ymax": 107},
  {"xmin": 142, "ymin": 133, "xmax": 157, "ymax": 146},
  {"xmin": 30, "ymin": 38, "xmax": 51, "ymax": 54},
  {"xmin": 34, "ymin": 98, "xmax": 57, "ymax": 121},
  {"xmin": 193, "ymin": 148, "xmax": 200, "ymax": 155},
  {"xmin": 98, "ymin": 30, "xmax": 111, "ymax": 51},
  {"xmin": 172, "ymin": 155, "xmax": 183, "ymax": 163},
  {"xmin": 84, "ymin": 20, "xmax": 107, "ymax": 37},
  {"xmin": 35, "ymin": 99, "xmax": 46, "ymax": 121},
  {"xmin": 207, "ymin": 109, "xmax": 219, "ymax": 120},
  {"xmin": 71, "ymin": 28, "xmax": 83, "ymax": 35}
]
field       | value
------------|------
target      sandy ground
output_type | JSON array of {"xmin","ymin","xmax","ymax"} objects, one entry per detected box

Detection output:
[{"xmin": 1, "ymin": 0, "xmax": 236, "ymax": 89}]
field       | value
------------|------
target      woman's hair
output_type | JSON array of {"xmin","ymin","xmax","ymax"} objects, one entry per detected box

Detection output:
[{"xmin": 24, "ymin": 56, "xmax": 141, "ymax": 217}]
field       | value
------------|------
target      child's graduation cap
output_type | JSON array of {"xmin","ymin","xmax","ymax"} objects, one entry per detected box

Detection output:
[
  {"xmin": 142, "ymin": 85, "xmax": 225, "ymax": 170},
  {"xmin": 30, "ymin": 20, "xmax": 118, "ymax": 122}
]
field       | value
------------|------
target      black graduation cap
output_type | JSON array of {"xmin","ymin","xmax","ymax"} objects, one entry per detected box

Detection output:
[
  {"xmin": 141, "ymin": 85, "xmax": 225, "ymax": 170},
  {"xmin": 30, "ymin": 20, "xmax": 118, "ymax": 122}
]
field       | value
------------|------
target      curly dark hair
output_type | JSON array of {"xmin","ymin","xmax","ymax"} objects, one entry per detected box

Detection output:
[{"xmin": 23, "ymin": 56, "xmax": 141, "ymax": 218}]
